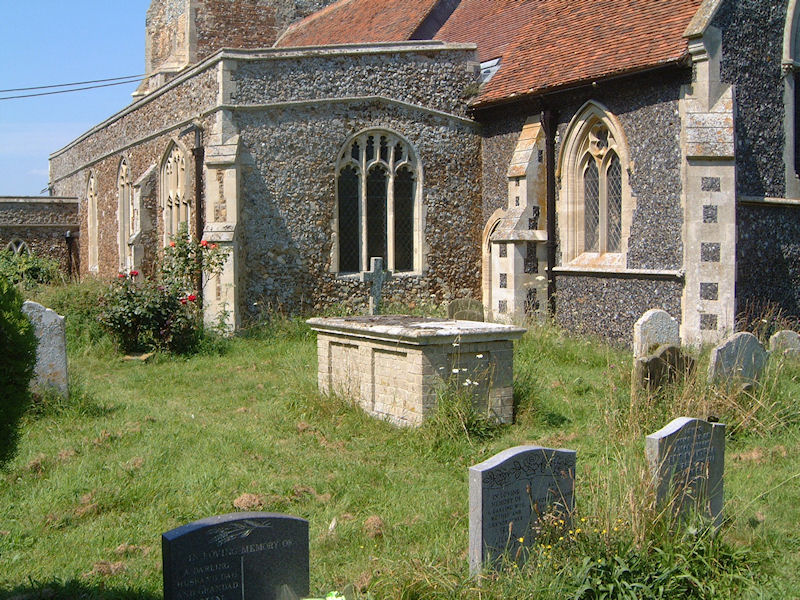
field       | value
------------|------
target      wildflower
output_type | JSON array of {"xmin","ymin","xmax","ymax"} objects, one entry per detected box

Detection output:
[
  {"xmin": 601, "ymin": 529, "xmax": 607, "ymax": 535},
  {"xmin": 575, "ymin": 528, "xmax": 582, "ymax": 534},
  {"xmin": 200, "ymin": 240, "xmax": 208, "ymax": 247},
  {"xmin": 452, "ymin": 369, "xmax": 459, "ymax": 374},
  {"xmin": 613, "ymin": 527, "xmax": 619, "ymax": 532},
  {"xmin": 169, "ymin": 241, "xmax": 176, "ymax": 247},
  {"xmin": 581, "ymin": 517, "xmax": 587, "ymax": 523},
  {"xmin": 475, "ymin": 353, "xmax": 484, "ymax": 358},
  {"xmin": 130, "ymin": 270, "xmax": 139, "ymax": 277},
  {"xmin": 558, "ymin": 536, "xmax": 564, "ymax": 541},
  {"xmin": 518, "ymin": 537, "xmax": 524, "ymax": 543},
  {"xmin": 187, "ymin": 294, "xmax": 197, "ymax": 302}
]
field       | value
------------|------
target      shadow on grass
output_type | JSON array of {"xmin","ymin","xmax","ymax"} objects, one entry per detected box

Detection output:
[{"xmin": 0, "ymin": 580, "xmax": 160, "ymax": 600}]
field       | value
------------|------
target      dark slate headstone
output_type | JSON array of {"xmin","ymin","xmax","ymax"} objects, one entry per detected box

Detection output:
[
  {"xmin": 469, "ymin": 446, "xmax": 575, "ymax": 574},
  {"xmin": 646, "ymin": 418, "xmax": 725, "ymax": 526},
  {"xmin": 162, "ymin": 512, "xmax": 309, "ymax": 600}
]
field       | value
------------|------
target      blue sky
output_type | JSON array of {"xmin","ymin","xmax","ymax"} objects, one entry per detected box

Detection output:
[{"xmin": 0, "ymin": 1, "xmax": 151, "ymax": 195}]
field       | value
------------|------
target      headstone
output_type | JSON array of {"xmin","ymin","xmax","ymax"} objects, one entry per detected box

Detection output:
[
  {"xmin": 707, "ymin": 332, "xmax": 768, "ymax": 386},
  {"xmin": 447, "ymin": 298, "xmax": 484, "ymax": 322},
  {"xmin": 359, "ymin": 257, "xmax": 392, "ymax": 315},
  {"xmin": 162, "ymin": 512, "xmax": 309, "ymax": 600},
  {"xmin": 632, "ymin": 344, "xmax": 696, "ymax": 394},
  {"xmin": 646, "ymin": 417, "xmax": 725, "ymax": 525},
  {"xmin": 21, "ymin": 301, "xmax": 68, "ymax": 398},
  {"xmin": 469, "ymin": 446, "xmax": 575, "ymax": 574},
  {"xmin": 768, "ymin": 329, "xmax": 800, "ymax": 359},
  {"xmin": 633, "ymin": 309, "xmax": 680, "ymax": 359}
]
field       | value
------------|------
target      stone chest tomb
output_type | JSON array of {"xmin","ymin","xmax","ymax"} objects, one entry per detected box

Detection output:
[{"xmin": 307, "ymin": 316, "xmax": 526, "ymax": 426}]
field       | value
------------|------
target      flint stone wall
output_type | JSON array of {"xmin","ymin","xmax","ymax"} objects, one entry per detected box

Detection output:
[
  {"xmin": 713, "ymin": 0, "xmax": 786, "ymax": 198},
  {"xmin": 0, "ymin": 198, "xmax": 79, "ymax": 274}
]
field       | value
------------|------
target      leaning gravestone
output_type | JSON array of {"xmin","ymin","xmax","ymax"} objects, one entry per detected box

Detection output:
[
  {"xmin": 633, "ymin": 309, "xmax": 680, "ymax": 359},
  {"xmin": 632, "ymin": 344, "xmax": 696, "ymax": 394},
  {"xmin": 707, "ymin": 332, "xmax": 768, "ymax": 387},
  {"xmin": 646, "ymin": 417, "xmax": 725, "ymax": 526},
  {"xmin": 163, "ymin": 512, "xmax": 309, "ymax": 600},
  {"xmin": 768, "ymin": 330, "xmax": 800, "ymax": 359},
  {"xmin": 469, "ymin": 446, "xmax": 575, "ymax": 574},
  {"xmin": 447, "ymin": 298, "xmax": 485, "ymax": 322},
  {"xmin": 21, "ymin": 301, "xmax": 68, "ymax": 398}
]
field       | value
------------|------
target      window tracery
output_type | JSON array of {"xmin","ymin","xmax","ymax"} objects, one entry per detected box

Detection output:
[
  {"xmin": 87, "ymin": 172, "xmax": 98, "ymax": 272},
  {"xmin": 118, "ymin": 160, "xmax": 134, "ymax": 270},
  {"xmin": 334, "ymin": 131, "xmax": 420, "ymax": 273},
  {"xmin": 162, "ymin": 143, "xmax": 189, "ymax": 243},
  {"xmin": 5, "ymin": 239, "xmax": 29, "ymax": 255}
]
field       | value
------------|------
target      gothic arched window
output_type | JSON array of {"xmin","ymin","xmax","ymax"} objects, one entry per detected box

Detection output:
[
  {"xmin": 118, "ymin": 160, "xmax": 133, "ymax": 270},
  {"xmin": 162, "ymin": 143, "xmax": 188, "ymax": 243},
  {"xmin": 6, "ymin": 239, "xmax": 29, "ymax": 256},
  {"xmin": 334, "ymin": 131, "xmax": 420, "ymax": 274},
  {"xmin": 558, "ymin": 102, "xmax": 632, "ymax": 267}
]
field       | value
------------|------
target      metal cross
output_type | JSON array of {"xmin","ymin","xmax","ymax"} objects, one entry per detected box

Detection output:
[{"xmin": 360, "ymin": 257, "xmax": 392, "ymax": 315}]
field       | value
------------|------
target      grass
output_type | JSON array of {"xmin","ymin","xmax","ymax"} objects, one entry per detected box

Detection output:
[{"xmin": 1, "ymin": 284, "xmax": 800, "ymax": 598}]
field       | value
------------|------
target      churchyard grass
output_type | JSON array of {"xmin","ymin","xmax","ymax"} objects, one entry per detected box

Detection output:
[{"xmin": 2, "ymin": 292, "xmax": 800, "ymax": 598}]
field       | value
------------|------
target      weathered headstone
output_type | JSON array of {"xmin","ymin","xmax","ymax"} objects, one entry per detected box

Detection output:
[
  {"xmin": 469, "ymin": 446, "xmax": 575, "ymax": 574},
  {"xmin": 359, "ymin": 257, "xmax": 392, "ymax": 315},
  {"xmin": 162, "ymin": 512, "xmax": 309, "ymax": 600},
  {"xmin": 447, "ymin": 298, "xmax": 485, "ymax": 322},
  {"xmin": 633, "ymin": 309, "xmax": 680, "ymax": 359},
  {"xmin": 632, "ymin": 344, "xmax": 696, "ymax": 394},
  {"xmin": 646, "ymin": 417, "xmax": 725, "ymax": 525},
  {"xmin": 707, "ymin": 332, "xmax": 768, "ymax": 387},
  {"xmin": 21, "ymin": 301, "xmax": 68, "ymax": 398},
  {"xmin": 768, "ymin": 329, "xmax": 800, "ymax": 359}
]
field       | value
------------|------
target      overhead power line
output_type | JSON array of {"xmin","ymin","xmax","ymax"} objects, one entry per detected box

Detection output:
[
  {"xmin": 0, "ymin": 73, "xmax": 147, "ymax": 93},
  {"xmin": 0, "ymin": 77, "xmax": 146, "ymax": 101}
]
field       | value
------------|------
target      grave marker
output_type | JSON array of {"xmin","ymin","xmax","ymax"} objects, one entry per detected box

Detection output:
[
  {"xmin": 469, "ymin": 446, "xmax": 575, "ymax": 574},
  {"xmin": 707, "ymin": 332, "xmax": 768, "ymax": 387},
  {"xmin": 769, "ymin": 330, "xmax": 800, "ymax": 358},
  {"xmin": 632, "ymin": 344, "xmax": 696, "ymax": 395},
  {"xmin": 21, "ymin": 301, "xmax": 68, "ymax": 398},
  {"xmin": 162, "ymin": 512, "xmax": 309, "ymax": 600},
  {"xmin": 633, "ymin": 309, "xmax": 680, "ymax": 359},
  {"xmin": 646, "ymin": 417, "xmax": 725, "ymax": 525},
  {"xmin": 359, "ymin": 257, "xmax": 392, "ymax": 315}
]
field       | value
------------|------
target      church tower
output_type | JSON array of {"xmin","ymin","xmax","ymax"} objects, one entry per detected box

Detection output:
[{"xmin": 134, "ymin": 0, "xmax": 337, "ymax": 98}]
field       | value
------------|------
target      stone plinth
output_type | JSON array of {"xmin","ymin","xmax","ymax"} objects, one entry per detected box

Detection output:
[{"xmin": 307, "ymin": 316, "xmax": 526, "ymax": 427}]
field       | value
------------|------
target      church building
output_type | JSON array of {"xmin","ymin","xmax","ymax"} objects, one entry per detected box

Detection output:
[{"xmin": 47, "ymin": 0, "xmax": 800, "ymax": 345}]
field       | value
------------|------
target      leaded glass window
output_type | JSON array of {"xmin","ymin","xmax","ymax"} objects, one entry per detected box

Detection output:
[
  {"xmin": 87, "ymin": 173, "xmax": 98, "ymax": 272},
  {"xmin": 335, "ymin": 131, "xmax": 420, "ymax": 274},
  {"xmin": 162, "ymin": 143, "xmax": 188, "ymax": 244}
]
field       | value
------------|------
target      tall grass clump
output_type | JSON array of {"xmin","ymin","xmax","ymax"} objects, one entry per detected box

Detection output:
[
  {"xmin": 31, "ymin": 278, "xmax": 108, "ymax": 352},
  {"xmin": 0, "ymin": 249, "xmax": 62, "ymax": 289},
  {"xmin": 0, "ymin": 277, "xmax": 37, "ymax": 466}
]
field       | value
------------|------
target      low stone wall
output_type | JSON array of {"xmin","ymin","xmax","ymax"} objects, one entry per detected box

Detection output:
[{"xmin": 0, "ymin": 197, "xmax": 79, "ymax": 277}]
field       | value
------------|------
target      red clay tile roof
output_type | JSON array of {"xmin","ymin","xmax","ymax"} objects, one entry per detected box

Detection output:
[
  {"xmin": 276, "ymin": 0, "xmax": 703, "ymax": 107},
  {"xmin": 434, "ymin": 0, "xmax": 545, "ymax": 63},
  {"xmin": 276, "ymin": 0, "xmax": 442, "ymax": 47},
  {"xmin": 470, "ymin": 0, "xmax": 704, "ymax": 106}
]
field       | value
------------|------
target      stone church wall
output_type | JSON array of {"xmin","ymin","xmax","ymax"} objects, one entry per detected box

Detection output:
[
  {"xmin": 478, "ymin": 71, "xmax": 688, "ymax": 344},
  {"xmin": 50, "ymin": 68, "xmax": 218, "ymax": 279},
  {"xmin": 713, "ymin": 0, "xmax": 786, "ymax": 198},
  {"xmin": 230, "ymin": 45, "xmax": 482, "ymax": 318},
  {"xmin": 0, "ymin": 198, "xmax": 80, "ymax": 277}
]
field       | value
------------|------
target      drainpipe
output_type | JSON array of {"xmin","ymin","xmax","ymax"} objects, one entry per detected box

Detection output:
[{"xmin": 542, "ymin": 109, "xmax": 557, "ymax": 317}]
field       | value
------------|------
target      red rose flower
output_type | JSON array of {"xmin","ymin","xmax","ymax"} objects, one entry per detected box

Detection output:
[
  {"xmin": 200, "ymin": 240, "xmax": 208, "ymax": 247},
  {"xmin": 210, "ymin": 243, "xmax": 218, "ymax": 250},
  {"xmin": 118, "ymin": 273, "xmax": 126, "ymax": 279},
  {"xmin": 187, "ymin": 294, "xmax": 197, "ymax": 302},
  {"xmin": 180, "ymin": 298, "xmax": 187, "ymax": 305},
  {"xmin": 130, "ymin": 270, "xmax": 139, "ymax": 277},
  {"xmin": 169, "ymin": 241, "xmax": 176, "ymax": 247}
]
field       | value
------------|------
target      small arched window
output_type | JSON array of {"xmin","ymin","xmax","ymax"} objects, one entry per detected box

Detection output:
[
  {"xmin": 6, "ymin": 239, "xmax": 30, "ymax": 255},
  {"xmin": 118, "ymin": 160, "xmax": 133, "ymax": 270},
  {"xmin": 87, "ymin": 172, "xmax": 99, "ymax": 272},
  {"xmin": 334, "ymin": 131, "xmax": 421, "ymax": 274},
  {"xmin": 162, "ymin": 143, "xmax": 188, "ymax": 243}
]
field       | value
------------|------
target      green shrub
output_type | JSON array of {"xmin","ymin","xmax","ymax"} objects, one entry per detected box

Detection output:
[
  {"xmin": 98, "ymin": 273, "xmax": 202, "ymax": 354},
  {"xmin": 0, "ymin": 277, "xmax": 37, "ymax": 466},
  {"xmin": 0, "ymin": 249, "xmax": 62, "ymax": 289}
]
